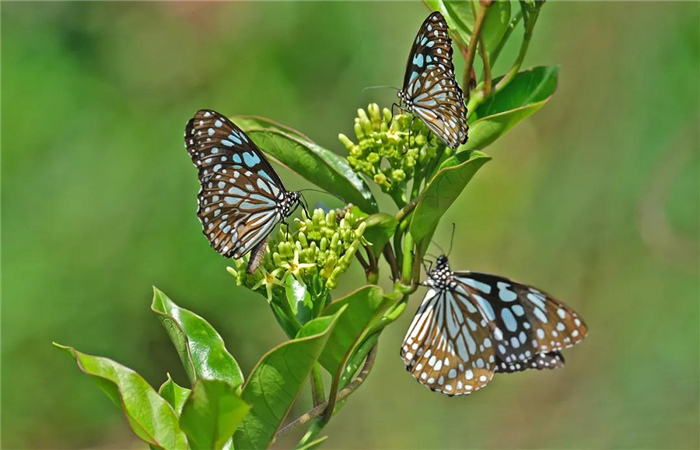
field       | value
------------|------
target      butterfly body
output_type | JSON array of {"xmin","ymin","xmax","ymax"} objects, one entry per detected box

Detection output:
[
  {"xmin": 398, "ymin": 12, "xmax": 468, "ymax": 149},
  {"xmin": 185, "ymin": 109, "xmax": 302, "ymax": 273},
  {"xmin": 401, "ymin": 255, "xmax": 587, "ymax": 396}
]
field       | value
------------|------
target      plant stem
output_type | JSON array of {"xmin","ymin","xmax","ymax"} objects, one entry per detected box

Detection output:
[
  {"xmin": 310, "ymin": 364, "xmax": 325, "ymax": 407},
  {"xmin": 478, "ymin": 35, "xmax": 492, "ymax": 98},
  {"xmin": 364, "ymin": 246, "xmax": 379, "ymax": 284},
  {"xmin": 276, "ymin": 344, "xmax": 379, "ymax": 441},
  {"xmin": 355, "ymin": 251, "xmax": 369, "ymax": 272},
  {"xmin": 400, "ymin": 232, "xmax": 415, "ymax": 286},
  {"xmin": 395, "ymin": 195, "xmax": 421, "ymax": 224},
  {"xmin": 462, "ymin": 1, "xmax": 491, "ymax": 95},
  {"xmin": 466, "ymin": 4, "xmax": 540, "ymax": 118},
  {"xmin": 490, "ymin": 10, "xmax": 523, "ymax": 66},
  {"xmin": 383, "ymin": 243, "xmax": 400, "ymax": 281},
  {"xmin": 494, "ymin": 3, "xmax": 541, "ymax": 93}
]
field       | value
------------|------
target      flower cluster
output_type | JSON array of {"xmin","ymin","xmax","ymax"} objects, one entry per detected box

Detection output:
[
  {"xmin": 228, "ymin": 207, "xmax": 366, "ymax": 305},
  {"xmin": 339, "ymin": 103, "xmax": 444, "ymax": 194}
]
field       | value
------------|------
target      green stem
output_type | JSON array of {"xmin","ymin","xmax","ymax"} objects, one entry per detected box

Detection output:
[
  {"xmin": 478, "ymin": 34, "xmax": 492, "ymax": 98},
  {"xmin": 310, "ymin": 364, "xmax": 325, "ymax": 407},
  {"xmin": 490, "ymin": 10, "xmax": 523, "ymax": 66},
  {"xmin": 494, "ymin": 2, "xmax": 541, "ymax": 93},
  {"xmin": 467, "ymin": 4, "xmax": 540, "ymax": 119},
  {"xmin": 401, "ymin": 232, "xmax": 414, "ymax": 286},
  {"xmin": 395, "ymin": 195, "xmax": 421, "ymax": 224}
]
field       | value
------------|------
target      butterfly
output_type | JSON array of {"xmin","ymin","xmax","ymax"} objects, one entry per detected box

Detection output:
[
  {"xmin": 397, "ymin": 11, "xmax": 468, "ymax": 149},
  {"xmin": 401, "ymin": 255, "xmax": 588, "ymax": 396},
  {"xmin": 184, "ymin": 109, "xmax": 303, "ymax": 273}
]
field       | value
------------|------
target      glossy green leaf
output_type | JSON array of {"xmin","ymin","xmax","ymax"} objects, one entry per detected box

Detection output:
[
  {"xmin": 410, "ymin": 151, "xmax": 491, "ymax": 243},
  {"xmin": 233, "ymin": 308, "xmax": 345, "ymax": 450},
  {"xmin": 151, "ymin": 287, "xmax": 244, "ymax": 388},
  {"xmin": 427, "ymin": 0, "xmax": 511, "ymax": 52},
  {"xmin": 179, "ymin": 379, "xmax": 250, "ymax": 450},
  {"xmin": 54, "ymin": 343, "xmax": 187, "ymax": 450},
  {"xmin": 286, "ymin": 276, "xmax": 313, "ymax": 325},
  {"xmin": 465, "ymin": 66, "xmax": 559, "ymax": 150},
  {"xmin": 362, "ymin": 213, "xmax": 398, "ymax": 258},
  {"xmin": 318, "ymin": 286, "xmax": 397, "ymax": 377},
  {"xmin": 158, "ymin": 374, "xmax": 191, "ymax": 415},
  {"xmin": 233, "ymin": 116, "xmax": 378, "ymax": 214}
]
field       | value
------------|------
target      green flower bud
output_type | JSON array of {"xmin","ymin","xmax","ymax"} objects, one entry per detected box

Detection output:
[
  {"xmin": 338, "ymin": 133, "xmax": 354, "ymax": 151},
  {"xmin": 392, "ymin": 169, "xmax": 406, "ymax": 182},
  {"xmin": 373, "ymin": 173, "xmax": 388, "ymax": 186}
]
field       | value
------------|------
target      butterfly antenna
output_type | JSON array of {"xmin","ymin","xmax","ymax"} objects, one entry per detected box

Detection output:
[
  {"xmin": 447, "ymin": 223, "xmax": 456, "ymax": 257},
  {"xmin": 299, "ymin": 188, "xmax": 346, "ymax": 204},
  {"xmin": 433, "ymin": 240, "xmax": 447, "ymax": 257},
  {"xmin": 362, "ymin": 85, "xmax": 401, "ymax": 93}
]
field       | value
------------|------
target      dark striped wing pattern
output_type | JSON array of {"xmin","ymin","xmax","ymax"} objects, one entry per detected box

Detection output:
[
  {"xmin": 184, "ymin": 109, "xmax": 300, "ymax": 270},
  {"xmin": 398, "ymin": 12, "xmax": 468, "ymax": 149},
  {"xmin": 401, "ymin": 256, "xmax": 587, "ymax": 396}
]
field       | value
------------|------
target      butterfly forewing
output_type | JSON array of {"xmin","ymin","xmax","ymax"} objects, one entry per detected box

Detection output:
[
  {"xmin": 402, "ymin": 287, "xmax": 495, "ymax": 396},
  {"xmin": 399, "ymin": 12, "xmax": 468, "ymax": 149},
  {"xmin": 185, "ymin": 109, "xmax": 298, "ymax": 268},
  {"xmin": 402, "ymin": 12, "xmax": 455, "ymax": 89}
]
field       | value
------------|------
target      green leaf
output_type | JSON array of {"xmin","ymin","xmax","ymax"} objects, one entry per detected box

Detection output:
[
  {"xmin": 54, "ymin": 343, "xmax": 187, "ymax": 450},
  {"xmin": 296, "ymin": 436, "xmax": 329, "ymax": 450},
  {"xmin": 233, "ymin": 116, "xmax": 378, "ymax": 214},
  {"xmin": 410, "ymin": 151, "xmax": 491, "ymax": 243},
  {"xmin": 465, "ymin": 66, "xmax": 559, "ymax": 150},
  {"xmin": 362, "ymin": 213, "xmax": 398, "ymax": 258},
  {"xmin": 317, "ymin": 286, "xmax": 397, "ymax": 377},
  {"xmin": 428, "ymin": 1, "xmax": 511, "ymax": 52},
  {"xmin": 179, "ymin": 379, "xmax": 250, "ymax": 450},
  {"xmin": 233, "ymin": 308, "xmax": 346, "ymax": 450},
  {"xmin": 286, "ymin": 276, "xmax": 314, "ymax": 325},
  {"xmin": 158, "ymin": 374, "xmax": 191, "ymax": 415},
  {"xmin": 151, "ymin": 287, "xmax": 244, "ymax": 388}
]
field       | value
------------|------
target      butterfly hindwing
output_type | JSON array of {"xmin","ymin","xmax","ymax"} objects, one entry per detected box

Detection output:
[
  {"xmin": 452, "ymin": 271, "xmax": 587, "ymax": 373},
  {"xmin": 399, "ymin": 12, "xmax": 468, "ymax": 149},
  {"xmin": 185, "ymin": 109, "xmax": 299, "ymax": 269}
]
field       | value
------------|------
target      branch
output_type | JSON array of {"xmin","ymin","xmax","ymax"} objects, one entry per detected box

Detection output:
[
  {"xmin": 462, "ymin": 1, "xmax": 491, "ymax": 92},
  {"xmin": 494, "ymin": 2, "xmax": 541, "ymax": 93},
  {"xmin": 355, "ymin": 251, "xmax": 369, "ymax": 272},
  {"xmin": 275, "ymin": 344, "xmax": 379, "ymax": 440},
  {"xmin": 395, "ymin": 195, "xmax": 421, "ymax": 224},
  {"xmin": 383, "ymin": 243, "xmax": 400, "ymax": 281},
  {"xmin": 310, "ymin": 364, "xmax": 325, "ymax": 407},
  {"xmin": 478, "ymin": 34, "xmax": 492, "ymax": 98}
]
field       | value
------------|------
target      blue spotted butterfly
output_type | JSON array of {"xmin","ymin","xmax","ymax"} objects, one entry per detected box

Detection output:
[
  {"xmin": 397, "ymin": 12, "xmax": 468, "ymax": 149},
  {"xmin": 185, "ymin": 109, "xmax": 303, "ymax": 273},
  {"xmin": 401, "ymin": 255, "xmax": 588, "ymax": 396}
]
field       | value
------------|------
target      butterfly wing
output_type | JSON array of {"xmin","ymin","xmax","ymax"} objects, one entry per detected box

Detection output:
[
  {"xmin": 401, "ymin": 286, "xmax": 496, "ymax": 396},
  {"xmin": 452, "ymin": 272, "xmax": 588, "ymax": 373},
  {"xmin": 401, "ymin": 12, "xmax": 468, "ymax": 149},
  {"xmin": 185, "ymin": 109, "xmax": 290, "ymax": 261},
  {"xmin": 409, "ymin": 68, "xmax": 468, "ymax": 149},
  {"xmin": 402, "ymin": 12, "xmax": 455, "ymax": 90}
]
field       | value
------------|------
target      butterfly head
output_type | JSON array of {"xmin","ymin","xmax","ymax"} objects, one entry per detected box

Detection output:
[
  {"xmin": 280, "ymin": 191, "xmax": 302, "ymax": 218},
  {"xmin": 397, "ymin": 90, "xmax": 413, "ymax": 112},
  {"xmin": 426, "ymin": 255, "xmax": 452, "ymax": 289}
]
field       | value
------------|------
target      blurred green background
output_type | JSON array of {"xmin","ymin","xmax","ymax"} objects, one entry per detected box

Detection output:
[{"xmin": 2, "ymin": 2, "xmax": 698, "ymax": 449}]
